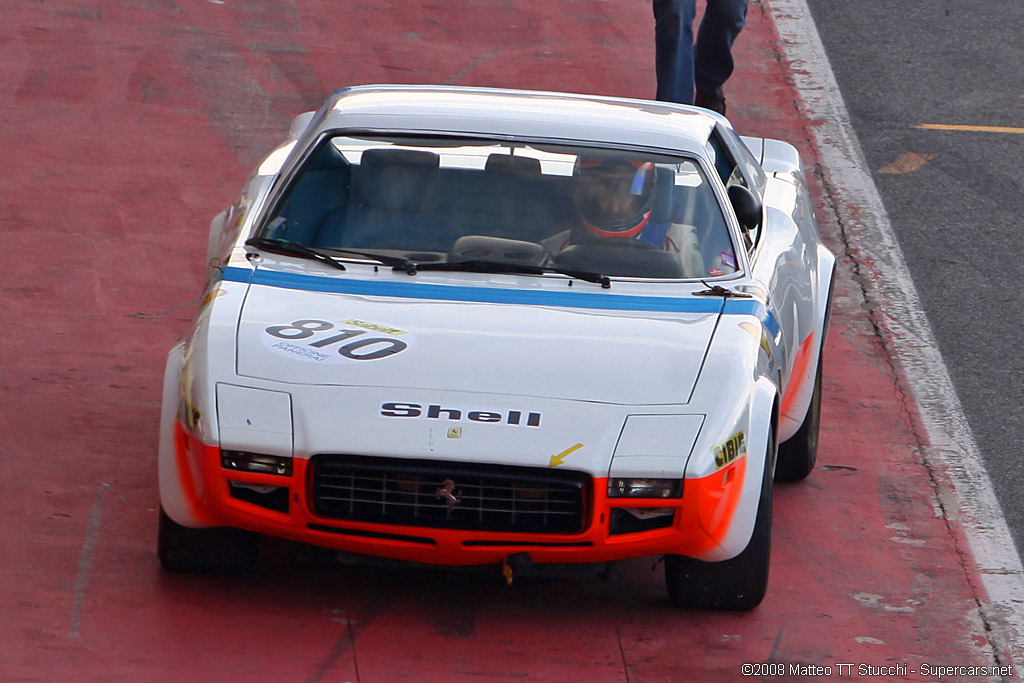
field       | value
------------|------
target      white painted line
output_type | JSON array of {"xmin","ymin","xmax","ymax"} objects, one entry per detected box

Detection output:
[{"xmin": 766, "ymin": 0, "xmax": 1024, "ymax": 668}]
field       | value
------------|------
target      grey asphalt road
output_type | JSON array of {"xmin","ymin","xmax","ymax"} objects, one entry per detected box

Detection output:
[{"xmin": 803, "ymin": 0, "xmax": 1024, "ymax": 549}]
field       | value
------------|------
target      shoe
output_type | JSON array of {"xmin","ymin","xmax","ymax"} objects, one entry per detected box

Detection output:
[{"xmin": 695, "ymin": 87, "xmax": 726, "ymax": 115}]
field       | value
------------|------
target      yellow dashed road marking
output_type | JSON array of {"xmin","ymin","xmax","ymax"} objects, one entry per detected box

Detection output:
[{"xmin": 915, "ymin": 123, "xmax": 1024, "ymax": 135}]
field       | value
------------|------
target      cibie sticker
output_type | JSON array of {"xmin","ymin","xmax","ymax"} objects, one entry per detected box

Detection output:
[
  {"xmin": 712, "ymin": 431, "xmax": 746, "ymax": 469},
  {"xmin": 262, "ymin": 318, "xmax": 414, "ymax": 364}
]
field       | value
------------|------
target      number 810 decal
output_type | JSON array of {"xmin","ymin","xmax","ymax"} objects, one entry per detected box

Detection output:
[{"xmin": 262, "ymin": 318, "xmax": 413, "ymax": 364}]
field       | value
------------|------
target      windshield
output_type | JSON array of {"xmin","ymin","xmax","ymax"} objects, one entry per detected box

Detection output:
[{"xmin": 257, "ymin": 135, "xmax": 738, "ymax": 279}]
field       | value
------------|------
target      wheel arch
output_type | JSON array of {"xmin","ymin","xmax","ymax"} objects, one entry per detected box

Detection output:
[
  {"xmin": 695, "ymin": 376, "xmax": 778, "ymax": 562},
  {"xmin": 158, "ymin": 342, "xmax": 209, "ymax": 528}
]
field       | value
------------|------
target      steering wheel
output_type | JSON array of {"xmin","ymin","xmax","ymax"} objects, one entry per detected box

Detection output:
[{"xmin": 600, "ymin": 237, "xmax": 658, "ymax": 250}]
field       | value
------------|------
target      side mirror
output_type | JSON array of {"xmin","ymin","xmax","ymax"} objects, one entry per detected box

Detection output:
[
  {"xmin": 728, "ymin": 185, "xmax": 762, "ymax": 233},
  {"xmin": 288, "ymin": 111, "xmax": 315, "ymax": 140},
  {"xmin": 205, "ymin": 206, "xmax": 237, "ymax": 282}
]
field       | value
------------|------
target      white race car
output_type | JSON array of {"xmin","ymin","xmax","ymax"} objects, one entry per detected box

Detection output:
[{"xmin": 158, "ymin": 85, "xmax": 835, "ymax": 610}]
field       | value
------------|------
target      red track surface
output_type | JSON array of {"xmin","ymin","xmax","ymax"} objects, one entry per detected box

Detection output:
[{"xmin": 0, "ymin": 1, "xmax": 1014, "ymax": 681}]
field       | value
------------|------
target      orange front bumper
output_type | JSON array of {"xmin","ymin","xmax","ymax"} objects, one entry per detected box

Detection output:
[{"xmin": 172, "ymin": 421, "xmax": 747, "ymax": 565}]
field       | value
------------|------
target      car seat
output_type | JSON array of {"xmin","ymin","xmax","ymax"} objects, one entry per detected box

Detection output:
[{"xmin": 318, "ymin": 148, "xmax": 445, "ymax": 251}]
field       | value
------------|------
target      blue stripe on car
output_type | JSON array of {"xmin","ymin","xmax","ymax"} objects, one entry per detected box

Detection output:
[{"xmin": 222, "ymin": 266, "xmax": 778, "ymax": 329}]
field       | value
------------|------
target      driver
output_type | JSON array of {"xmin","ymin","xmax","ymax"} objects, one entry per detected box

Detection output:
[
  {"xmin": 573, "ymin": 156, "xmax": 657, "ymax": 240},
  {"xmin": 542, "ymin": 154, "xmax": 719, "ymax": 278},
  {"xmin": 542, "ymin": 156, "xmax": 657, "ymax": 254}
]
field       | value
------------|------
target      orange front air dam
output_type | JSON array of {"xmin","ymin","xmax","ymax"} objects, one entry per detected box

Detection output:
[{"xmin": 173, "ymin": 421, "xmax": 747, "ymax": 565}]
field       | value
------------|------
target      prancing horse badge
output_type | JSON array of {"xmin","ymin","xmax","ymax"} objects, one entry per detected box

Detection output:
[{"xmin": 435, "ymin": 478, "xmax": 460, "ymax": 508}]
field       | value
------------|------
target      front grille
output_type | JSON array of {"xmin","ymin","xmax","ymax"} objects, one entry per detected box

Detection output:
[{"xmin": 310, "ymin": 454, "xmax": 590, "ymax": 534}]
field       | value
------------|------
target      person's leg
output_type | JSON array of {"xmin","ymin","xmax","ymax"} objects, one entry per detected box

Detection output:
[
  {"xmin": 693, "ymin": 0, "xmax": 747, "ymax": 96},
  {"xmin": 653, "ymin": 0, "xmax": 697, "ymax": 104}
]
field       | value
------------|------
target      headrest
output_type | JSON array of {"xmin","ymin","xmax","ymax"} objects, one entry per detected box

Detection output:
[
  {"xmin": 649, "ymin": 166, "xmax": 676, "ymax": 223},
  {"xmin": 484, "ymin": 153, "xmax": 542, "ymax": 176},
  {"xmin": 356, "ymin": 148, "xmax": 440, "ymax": 211}
]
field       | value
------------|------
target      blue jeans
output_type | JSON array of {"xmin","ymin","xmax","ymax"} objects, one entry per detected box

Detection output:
[{"xmin": 653, "ymin": 0, "xmax": 748, "ymax": 104}]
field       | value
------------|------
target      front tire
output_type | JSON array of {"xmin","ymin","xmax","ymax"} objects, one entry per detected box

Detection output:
[
  {"xmin": 775, "ymin": 353, "xmax": 822, "ymax": 482},
  {"xmin": 157, "ymin": 507, "xmax": 258, "ymax": 574},
  {"xmin": 664, "ymin": 429, "xmax": 773, "ymax": 610}
]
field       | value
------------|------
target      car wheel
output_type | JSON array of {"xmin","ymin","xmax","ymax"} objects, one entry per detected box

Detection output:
[
  {"xmin": 157, "ymin": 507, "xmax": 258, "ymax": 574},
  {"xmin": 775, "ymin": 353, "xmax": 822, "ymax": 482},
  {"xmin": 664, "ymin": 428, "xmax": 773, "ymax": 610}
]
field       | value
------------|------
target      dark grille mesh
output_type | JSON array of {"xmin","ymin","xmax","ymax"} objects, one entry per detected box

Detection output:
[{"xmin": 310, "ymin": 455, "xmax": 590, "ymax": 534}]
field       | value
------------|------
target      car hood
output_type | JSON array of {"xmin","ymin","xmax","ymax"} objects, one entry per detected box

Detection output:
[{"xmin": 234, "ymin": 280, "xmax": 720, "ymax": 405}]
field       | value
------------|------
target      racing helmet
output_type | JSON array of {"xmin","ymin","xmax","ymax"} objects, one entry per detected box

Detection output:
[{"xmin": 572, "ymin": 156, "xmax": 656, "ymax": 239}]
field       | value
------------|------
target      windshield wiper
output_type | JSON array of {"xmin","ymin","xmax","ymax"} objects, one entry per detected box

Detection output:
[
  {"xmin": 545, "ymin": 264, "xmax": 612, "ymax": 289},
  {"xmin": 415, "ymin": 259, "xmax": 611, "ymax": 289},
  {"xmin": 245, "ymin": 237, "xmax": 346, "ymax": 272},
  {"xmin": 245, "ymin": 240, "xmax": 612, "ymax": 287},
  {"xmin": 323, "ymin": 248, "xmax": 419, "ymax": 275},
  {"xmin": 694, "ymin": 281, "xmax": 752, "ymax": 298}
]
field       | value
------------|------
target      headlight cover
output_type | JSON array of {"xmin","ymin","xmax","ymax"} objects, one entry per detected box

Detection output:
[{"xmin": 216, "ymin": 383, "xmax": 294, "ymax": 456}]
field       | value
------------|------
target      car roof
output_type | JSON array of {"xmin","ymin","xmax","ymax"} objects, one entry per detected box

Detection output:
[{"xmin": 313, "ymin": 85, "xmax": 720, "ymax": 157}]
